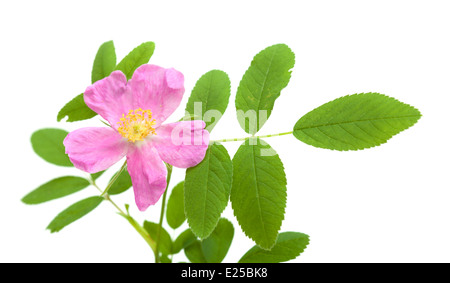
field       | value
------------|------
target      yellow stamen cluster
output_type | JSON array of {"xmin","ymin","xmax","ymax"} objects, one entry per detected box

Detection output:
[{"xmin": 117, "ymin": 108, "xmax": 156, "ymax": 142}]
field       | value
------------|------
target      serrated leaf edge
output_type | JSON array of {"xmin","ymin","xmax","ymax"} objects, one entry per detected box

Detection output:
[
  {"xmin": 293, "ymin": 92, "xmax": 422, "ymax": 151},
  {"xmin": 185, "ymin": 142, "xmax": 233, "ymax": 240},
  {"xmin": 231, "ymin": 138, "xmax": 287, "ymax": 250},
  {"xmin": 238, "ymin": 232, "xmax": 310, "ymax": 263}
]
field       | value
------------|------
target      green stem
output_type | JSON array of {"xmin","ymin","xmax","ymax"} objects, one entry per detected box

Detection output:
[
  {"xmin": 88, "ymin": 171, "xmax": 158, "ymax": 259},
  {"xmin": 103, "ymin": 194, "xmax": 126, "ymax": 216},
  {"xmin": 213, "ymin": 131, "xmax": 293, "ymax": 143},
  {"xmin": 101, "ymin": 161, "xmax": 127, "ymax": 197},
  {"xmin": 89, "ymin": 176, "xmax": 103, "ymax": 194},
  {"xmin": 121, "ymin": 213, "xmax": 157, "ymax": 255},
  {"xmin": 155, "ymin": 163, "xmax": 173, "ymax": 263}
]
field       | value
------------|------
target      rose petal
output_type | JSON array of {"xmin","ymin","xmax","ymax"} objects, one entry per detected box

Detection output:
[
  {"xmin": 126, "ymin": 142, "xmax": 168, "ymax": 211},
  {"xmin": 84, "ymin": 71, "xmax": 133, "ymax": 129},
  {"xmin": 151, "ymin": 120, "xmax": 209, "ymax": 168},
  {"xmin": 129, "ymin": 64, "xmax": 184, "ymax": 126},
  {"xmin": 63, "ymin": 127, "xmax": 129, "ymax": 173}
]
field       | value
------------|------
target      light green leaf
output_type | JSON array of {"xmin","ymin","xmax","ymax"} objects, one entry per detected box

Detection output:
[
  {"xmin": 235, "ymin": 44, "xmax": 295, "ymax": 135},
  {"xmin": 91, "ymin": 170, "xmax": 105, "ymax": 181},
  {"xmin": 91, "ymin": 40, "xmax": 116, "ymax": 83},
  {"xmin": 166, "ymin": 181, "xmax": 186, "ymax": 229},
  {"xmin": 185, "ymin": 143, "xmax": 232, "ymax": 239},
  {"xmin": 160, "ymin": 254, "xmax": 172, "ymax": 263},
  {"xmin": 238, "ymin": 232, "xmax": 310, "ymax": 263},
  {"xmin": 185, "ymin": 70, "xmax": 231, "ymax": 131},
  {"xmin": 143, "ymin": 221, "xmax": 173, "ymax": 256},
  {"xmin": 22, "ymin": 176, "xmax": 90, "ymax": 205},
  {"xmin": 231, "ymin": 138, "xmax": 287, "ymax": 250},
  {"xmin": 293, "ymin": 93, "xmax": 422, "ymax": 151},
  {"xmin": 56, "ymin": 93, "xmax": 97, "ymax": 122},
  {"xmin": 172, "ymin": 229, "xmax": 197, "ymax": 254},
  {"xmin": 47, "ymin": 196, "xmax": 103, "ymax": 233},
  {"xmin": 184, "ymin": 240, "xmax": 207, "ymax": 263},
  {"xmin": 115, "ymin": 41, "xmax": 155, "ymax": 80},
  {"xmin": 107, "ymin": 168, "xmax": 132, "ymax": 195},
  {"xmin": 31, "ymin": 128, "xmax": 73, "ymax": 167},
  {"xmin": 201, "ymin": 218, "xmax": 234, "ymax": 263}
]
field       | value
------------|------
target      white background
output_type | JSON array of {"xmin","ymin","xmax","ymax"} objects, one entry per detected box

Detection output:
[{"xmin": 1, "ymin": 0, "xmax": 449, "ymax": 263}]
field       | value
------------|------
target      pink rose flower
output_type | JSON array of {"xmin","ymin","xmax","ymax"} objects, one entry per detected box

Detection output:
[{"xmin": 64, "ymin": 64, "xmax": 209, "ymax": 211}]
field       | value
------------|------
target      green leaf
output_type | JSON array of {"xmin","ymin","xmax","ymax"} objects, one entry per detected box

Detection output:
[
  {"xmin": 293, "ymin": 93, "xmax": 422, "ymax": 151},
  {"xmin": 166, "ymin": 181, "xmax": 186, "ymax": 229},
  {"xmin": 235, "ymin": 44, "xmax": 295, "ymax": 135},
  {"xmin": 22, "ymin": 176, "xmax": 90, "ymax": 205},
  {"xmin": 56, "ymin": 93, "xmax": 97, "ymax": 122},
  {"xmin": 143, "ymin": 221, "xmax": 173, "ymax": 255},
  {"xmin": 239, "ymin": 232, "xmax": 310, "ymax": 263},
  {"xmin": 91, "ymin": 170, "xmax": 105, "ymax": 181},
  {"xmin": 115, "ymin": 41, "xmax": 155, "ymax": 80},
  {"xmin": 160, "ymin": 254, "xmax": 172, "ymax": 263},
  {"xmin": 31, "ymin": 128, "xmax": 73, "ymax": 167},
  {"xmin": 91, "ymin": 40, "xmax": 116, "ymax": 83},
  {"xmin": 185, "ymin": 70, "xmax": 231, "ymax": 131},
  {"xmin": 172, "ymin": 229, "xmax": 197, "ymax": 254},
  {"xmin": 185, "ymin": 143, "xmax": 233, "ymax": 239},
  {"xmin": 57, "ymin": 41, "xmax": 116, "ymax": 123},
  {"xmin": 47, "ymin": 196, "xmax": 103, "ymax": 233},
  {"xmin": 184, "ymin": 240, "xmax": 207, "ymax": 263},
  {"xmin": 107, "ymin": 168, "xmax": 132, "ymax": 195},
  {"xmin": 231, "ymin": 138, "xmax": 287, "ymax": 250},
  {"xmin": 201, "ymin": 218, "xmax": 234, "ymax": 263}
]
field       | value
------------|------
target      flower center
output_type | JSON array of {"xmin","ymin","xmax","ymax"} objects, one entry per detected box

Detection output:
[{"xmin": 117, "ymin": 108, "xmax": 156, "ymax": 142}]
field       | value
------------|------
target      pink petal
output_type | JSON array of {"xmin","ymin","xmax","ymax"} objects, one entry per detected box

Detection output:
[
  {"xmin": 126, "ymin": 142, "xmax": 168, "ymax": 211},
  {"xmin": 129, "ymin": 64, "xmax": 184, "ymax": 126},
  {"xmin": 64, "ymin": 127, "xmax": 129, "ymax": 173},
  {"xmin": 151, "ymin": 120, "xmax": 210, "ymax": 168},
  {"xmin": 84, "ymin": 71, "xmax": 134, "ymax": 129}
]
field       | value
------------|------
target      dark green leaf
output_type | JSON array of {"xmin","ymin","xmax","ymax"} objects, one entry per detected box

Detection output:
[
  {"xmin": 47, "ymin": 196, "xmax": 103, "ymax": 233},
  {"xmin": 166, "ymin": 181, "xmax": 186, "ymax": 229},
  {"xmin": 185, "ymin": 143, "xmax": 232, "ymax": 239},
  {"xmin": 56, "ymin": 93, "xmax": 97, "ymax": 122},
  {"xmin": 231, "ymin": 138, "xmax": 287, "ymax": 250},
  {"xmin": 143, "ymin": 221, "xmax": 173, "ymax": 255},
  {"xmin": 293, "ymin": 92, "xmax": 422, "ymax": 151},
  {"xmin": 22, "ymin": 176, "xmax": 90, "ymax": 205},
  {"xmin": 92, "ymin": 40, "xmax": 116, "ymax": 83},
  {"xmin": 172, "ymin": 229, "xmax": 197, "ymax": 254},
  {"xmin": 107, "ymin": 168, "xmax": 132, "ymax": 195},
  {"xmin": 238, "ymin": 232, "xmax": 310, "ymax": 263},
  {"xmin": 31, "ymin": 128, "xmax": 73, "ymax": 167},
  {"xmin": 185, "ymin": 70, "xmax": 231, "ymax": 131},
  {"xmin": 115, "ymin": 42, "xmax": 155, "ymax": 80},
  {"xmin": 184, "ymin": 240, "xmax": 207, "ymax": 263},
  {"xmin": 201, "ymin": 218, "xmax": 234, "ymax": 263},
  {"xmin": 235, "ymin": 44, "xmax": 295, "ymax": 135}
]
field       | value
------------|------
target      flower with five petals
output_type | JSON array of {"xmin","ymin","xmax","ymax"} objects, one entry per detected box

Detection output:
[{"xmin": 64, "ymin": 64, "xmax": 209, "ymax": 211}]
